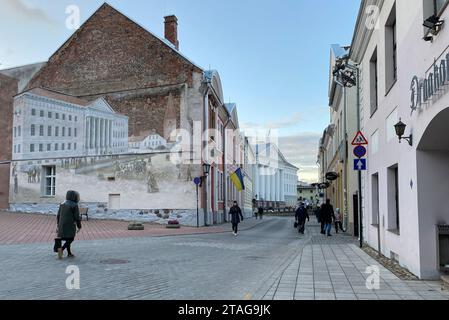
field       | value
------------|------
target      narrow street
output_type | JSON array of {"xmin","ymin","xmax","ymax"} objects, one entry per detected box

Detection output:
[{"xmin": 1, "ymin": 216, "xmax": 447, "ymax": 300}]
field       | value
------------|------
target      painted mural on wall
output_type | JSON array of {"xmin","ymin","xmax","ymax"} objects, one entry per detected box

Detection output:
[{"xmin": 10, "ymin": 153, "xmax": 199, "ymax": 210}]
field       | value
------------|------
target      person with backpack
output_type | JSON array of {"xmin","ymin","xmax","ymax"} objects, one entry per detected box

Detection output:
[{"xmin": 295, "ymin": 202, "xmax": 310, "ymax": 234}]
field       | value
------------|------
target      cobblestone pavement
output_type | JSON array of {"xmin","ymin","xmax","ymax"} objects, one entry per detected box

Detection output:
[
  {"xmin": 0, "ymin": 216, "xmax": 448, "ymax": 300},
  {"xmin": 0, "ymin": 211, "xmax": 265, "ymax": 244}
]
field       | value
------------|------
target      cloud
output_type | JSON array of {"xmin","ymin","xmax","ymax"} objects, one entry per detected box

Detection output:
[
  {"xmin": 278, "ymin": 132, "xmax": 321, "ymax": 183},
  {"xmin": 1, "ymin": 0, "xmax": 58, "ymax": 28},
  {"xmin": 241, "ymin": 112, "xmax": 302, "ymax": 130}
]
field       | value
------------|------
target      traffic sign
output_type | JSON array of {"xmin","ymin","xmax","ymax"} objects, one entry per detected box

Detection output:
[
  {"xmin": 354, "ymin": 159, "xmax": 367, "ymax": 171},
  {"xmin": 193, "ymin": 177, "xmax": 201, "ymax": 185},
  {"xmin": 351, "ymin": 131, "xmax": 369, "ymax": 146},
  {"xmin": 353, "ymin": 145, "xmax": 367, "ymax": 158}
]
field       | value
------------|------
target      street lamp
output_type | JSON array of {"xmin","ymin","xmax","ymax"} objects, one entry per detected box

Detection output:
[{"xmin": 394, "ymin": 119, "xmax": 413, "ymax": 146}]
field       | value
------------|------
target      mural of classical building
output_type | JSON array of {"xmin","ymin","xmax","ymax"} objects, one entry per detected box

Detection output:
[
  {"xmin": 1, "ymin": 3, "xmax": 244, "ymax": 226},
  {"xmin": 12, "ymin": 87, "xmax": 128, "ymax": 161}
]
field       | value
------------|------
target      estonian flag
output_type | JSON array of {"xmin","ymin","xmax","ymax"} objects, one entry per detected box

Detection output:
[{"xmin": 230, "ymin": 168, "xmax": 245, "ymax": 191}]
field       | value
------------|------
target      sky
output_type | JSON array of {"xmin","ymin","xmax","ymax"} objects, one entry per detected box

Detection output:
[{"xmin": 0, "ymin": 0, "xmax": 360, "ymax": 183}]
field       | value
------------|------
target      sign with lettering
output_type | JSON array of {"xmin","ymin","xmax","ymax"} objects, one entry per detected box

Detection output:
[{"xmin": 410, "ymin": 49, "xmax": 449, "ymax": 114}]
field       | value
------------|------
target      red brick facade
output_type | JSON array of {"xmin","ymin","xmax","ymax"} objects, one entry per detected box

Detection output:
[
  {"xmin": 0, "ymin": 74, "xmax": 18, "ymax": 209},
  {"xmin": 26, "ymin": 3, "xmax": 202, "ymax": 139}
]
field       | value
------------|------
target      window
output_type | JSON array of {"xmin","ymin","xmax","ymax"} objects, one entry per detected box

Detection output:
[
  {"xmin": 39, "ymin": 125, "xmax": 44, "ymax": 137},
  {"xmin": 75, "ymin": 116, "xmax": 78, "ymax": 122},
  {"xmin": 68, "ymin": 128, "xmax": 71, "ymax": 137},
  {"xmin": 370, "ymin": 48, "xmax": 378, "ymax": 115},
  {"xmin": 69, "ymin": 115, "xmax": 72, "ymax": 121},
  {"xmin": 39, "ymin": 144, "xmax": 43, "ymax": 152},
  {"xmin": 47, "ymin": 144, "xmax": 51, "ymax": 151},
  {"xmin": 31, "ymin": 124, "xmax": 36, "ymax": 136},
  {"xmin": 30, "ymin": 144, "xmax": 35, "ymax": 152},
  {"xmin": 55, "ymin": 113, "xmax": 59, "ymax": 120},
  {"xmin": 68, "ymin": 143, "xmax": 71, "ymax": 150},
  {"xmin": 74, "ymin": 143, "xmax": 77, "ymax": 150},
  {"xmin": 55, "ymin": 143, "xmax": 59, "ymax": 151},
  {"xmin": 385, "ymin": 3, "xmax": 397, "ymax": 93},
  {"xmin": 31, "ymin": 109, "xmax": 36, "ymax": 116},
  {"xmin": 14, "ymin": 145, "xmax": 16, "ymax": 153},
  {"xmin": 55, "ymin": 127, "xmax": 59, "ymax": 137},
  {"xmin": 43, "ymin": 166, "xmax": 56, "ymax": 197},
  {"xmin": 387, "ymin": 165, "xmax": 400, "ymax": 233},
  {"xmin": 74, "ymin": 128, "xmax": 77, "ymax": 137},
  {"xmin": 62, "ymin": 127, "xmax": 65, "ymax": 137},
  {"xmin": 18, "ymin": 126, "xmax": 21, "ymax": 137},
  {"xmin": 48, "ymin": 112, "xmax": 52, "ymax": 118},
  {"xmin": 40, "ymin": 110, "xmax": 44, "ymax": 117},
  {"xmin": 14, "ymin": 127, "xmax": 17, "ymax": 138},
  {"xmin": 17, "ymin": 145, "xmax": 20, "ymax": 153},
  {"xmin": 47, "ymin": 126, "xmax": 52, "ymax": 137},
  {"xmin": 61, "ymin": 143, "xmax": 65, "ymax": 151},
  {"xmin": 62, "ymin": 114, "xmax": 66, "ymax": 121}
]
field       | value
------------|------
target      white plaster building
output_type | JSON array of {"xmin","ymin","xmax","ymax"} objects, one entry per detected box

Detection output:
[
  {"xmin": 12, "ymin": 88, "xmax": 128, "ymax": 160},
  {"xmin": 129, "ymin": 131, "xmax": 167, "ymax": 153},
  {"xmin": 351, "ymin": 0, "xmax": 449, "ymax": 279},
  {"xmin": 253, "ymin": 143, "xmax": 299, "ymax": 208}
]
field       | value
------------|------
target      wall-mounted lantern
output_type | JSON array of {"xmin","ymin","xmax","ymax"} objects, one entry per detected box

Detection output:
[{"xmin": 394, "ymin": 119, "xmax": 413, "ymax": 146}]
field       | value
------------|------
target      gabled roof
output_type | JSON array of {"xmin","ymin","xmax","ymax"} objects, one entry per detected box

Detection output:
[
  {"xmin": 255, "ymin": 142, "xmax": 299, "ymax": 170},
  {"xmin": 48, "ymin": 3, "xmax": 203, "ymax": 72},
  {"xmin": 224, "ymin": 102, "xmax": 239, "ymax": 129}
]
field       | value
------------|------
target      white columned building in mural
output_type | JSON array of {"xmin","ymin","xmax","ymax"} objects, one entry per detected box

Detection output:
[{"xmin": 12, "ymin": 88, "xmax": 129, "ymax": 161}]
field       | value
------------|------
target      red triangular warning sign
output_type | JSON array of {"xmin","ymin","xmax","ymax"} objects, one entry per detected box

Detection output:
[{"xmin": 351, "ymin": 131, "xmax": 368, "ymax": 145}]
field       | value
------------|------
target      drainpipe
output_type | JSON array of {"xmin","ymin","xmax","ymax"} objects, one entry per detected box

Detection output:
[
  {"xmin": 222, "ymin": 117, "xmax": 232, "ymax": 223},
  {"xmin": 202, "ymin": 83, "xmax": 210, "ymax": 226}
]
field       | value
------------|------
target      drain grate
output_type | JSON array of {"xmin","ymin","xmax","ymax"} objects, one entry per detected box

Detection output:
[{"xmin": 100, "ymin": 259, "xmax": 130, "ymax": 265}]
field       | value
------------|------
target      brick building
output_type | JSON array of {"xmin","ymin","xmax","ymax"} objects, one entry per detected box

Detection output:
[{"xmin": 0, "ymin": 3, "xmax": 246, "ymax": 225}]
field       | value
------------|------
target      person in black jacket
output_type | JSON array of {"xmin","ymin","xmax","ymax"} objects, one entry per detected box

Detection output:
[
  {"xmin": 320, "ymin": 199, "xmax": 335, "ymax": 236},
  {"xmin": 295, "ymin": 202, "xmax": 310, "ymax": 234},
  {"xmin": 229, "ymin": 201, "xmax": 244, "ymax": 236},
  {"xmin": 56, "ymin": 190, "xmax": 82, "ymax": 259}
]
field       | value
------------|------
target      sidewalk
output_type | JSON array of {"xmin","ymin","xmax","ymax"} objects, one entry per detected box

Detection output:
[
  {"xmin": 252, "ymin": 222, "xmax": 449, "ymax": 300},
  {"xmin": 0, "ymin": 211, "xmax": 267, "ymax": 245}
]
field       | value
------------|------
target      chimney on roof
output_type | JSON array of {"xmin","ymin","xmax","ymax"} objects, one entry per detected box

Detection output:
[{"xmin": 164, "ymin": 15, "xmax": 179, "ymax": 50}]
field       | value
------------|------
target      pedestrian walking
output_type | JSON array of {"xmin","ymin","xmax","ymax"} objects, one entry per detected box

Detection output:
[
  {"xmin": 56, "ymin": 190, "xmax": 82, "ymax": 259},
  {"xmin": 258, "ymin": 206, "xmax": 264, "ymax": 220},
  {"xmin": 229, "ymin": 201, "xmax": 244, "ymax": 236},
  {"xmin": 334, "ymin": 208, "xmax": 346, "ymax": 233},
  {"xmin": 295, "ymin": 202, "xmax": 310, "ymax": 234},
  {"xmin": 320, "ymin": 199, "xmax": 335, "ymax": 236}
]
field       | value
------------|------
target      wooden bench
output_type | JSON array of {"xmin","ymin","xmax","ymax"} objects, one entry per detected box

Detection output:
[{"xmin": 79, "ymin": 207, "xmax": 89, "ymax": 221}]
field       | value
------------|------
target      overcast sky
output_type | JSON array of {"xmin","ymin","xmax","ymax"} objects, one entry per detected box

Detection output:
[{"xmin": 0, "ymin": 0, "xmax": 360, "ymax": 183}]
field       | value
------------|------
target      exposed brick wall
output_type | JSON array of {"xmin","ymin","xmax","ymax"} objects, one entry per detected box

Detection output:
[
  {"xmin": 27, "ymin": 3, "xmax": 201, "ymax": 97},
  {"xmin": 105, "ymin": 89, "xmax": 181, "ymax": 138},
  {"xmin": 0, "ymin": 74, "xmax": 18, "ymax": 209}
]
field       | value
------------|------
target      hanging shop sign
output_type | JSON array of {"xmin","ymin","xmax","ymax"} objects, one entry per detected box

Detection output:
[{"xmin": 410, "ymin": 48, "xmax": 449, "ymax": 114}]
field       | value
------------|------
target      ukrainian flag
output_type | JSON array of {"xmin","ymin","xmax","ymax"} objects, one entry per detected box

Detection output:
[{"xmin": 230, "ymin": 168, "xmax": 245, "ymax": 191}]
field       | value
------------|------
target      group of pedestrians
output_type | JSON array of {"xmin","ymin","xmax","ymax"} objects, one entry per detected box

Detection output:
[
  {"xmin": 294, "ymin": 198, "xmax": 346, "ymax": 236},
  {"xmin": 316, "ymin": 199, "xmax": 346, "ymax": 236}
]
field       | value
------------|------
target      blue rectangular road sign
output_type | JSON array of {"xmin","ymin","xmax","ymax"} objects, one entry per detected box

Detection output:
[{"xmin": 354, "ymin": 159, "xmax": 367, "ymax": 171}]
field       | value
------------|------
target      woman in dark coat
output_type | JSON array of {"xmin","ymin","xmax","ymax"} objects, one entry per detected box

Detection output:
[
  {"xmin": 56, "ymin": 190, "xmax": 82, "ymax": 259},
  {"xmin": 229, "ymin": 201, "xmax": 244, "ymax": 236}
]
